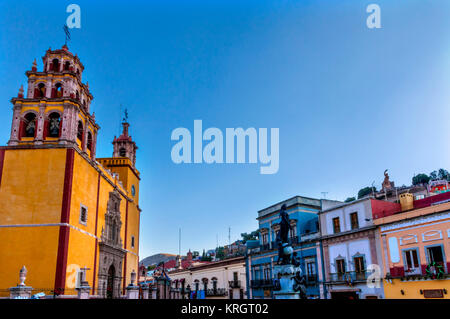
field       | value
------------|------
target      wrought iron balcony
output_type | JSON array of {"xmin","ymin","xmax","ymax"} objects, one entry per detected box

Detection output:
[
  {"xmin": 251, "ymin": 279, "xmax": 273, "ymax": 289},
  {"xmin": 329, "ymin": 271, "xmax": 367, "ymax": 283},
  {"xmin": 229, "ymin": 280, "xmax": 241, "ymax": 288},
  {"xmin": 206, "ymin": 288, "xmax": 227, "ymax": 296}
]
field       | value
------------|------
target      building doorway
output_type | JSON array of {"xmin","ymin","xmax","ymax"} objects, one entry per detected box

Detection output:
[{"xmin": 107, "ymin": 265, "xmax": 115, "ymax": 299}]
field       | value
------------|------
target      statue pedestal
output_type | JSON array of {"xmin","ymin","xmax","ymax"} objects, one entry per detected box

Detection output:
[
  {"xmin": 272, "ymin": 264, "xmax": 302, "ymax": 300},
  {"xmin": 9, "ymin": 286, "xmax": 33, "ymax": 299},
  {"xmin": 76, "ymin": 283, "xmax": 91, "ymax": 299},
  {"xmin": 126, "ymin": 284, "xmax": 140, "ymax": 299}
]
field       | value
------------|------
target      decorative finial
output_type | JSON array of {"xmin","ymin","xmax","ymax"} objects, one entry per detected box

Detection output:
[
  {"xmin": 32, "ymin": 59, "xmax": 37, "ymax": 71},
  {"xmin": 123, "ymin": 108, "xmax": 129, "ymax": 123},
  {"xmin": 18, "ymin": 85, "xmax": 24, "ymax": 98},
  {"xmin": 19, "ymin": 265, "xmax": 27, "ymax": 286}
]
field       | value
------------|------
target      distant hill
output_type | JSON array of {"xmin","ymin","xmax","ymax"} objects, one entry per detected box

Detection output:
[{"xmin": 140, "ymin": 253, "xmax": 178, "ymax": 267}]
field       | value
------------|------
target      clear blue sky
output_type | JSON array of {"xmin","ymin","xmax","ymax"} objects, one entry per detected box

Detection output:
[{"xmin": 1, "ymin": 0, "xmax": 449, "ymax": 259}]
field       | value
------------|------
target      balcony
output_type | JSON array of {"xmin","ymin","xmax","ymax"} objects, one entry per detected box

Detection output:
[
  {"xmin": 206, "ymin": 288, "xmax": 227, "ymax": 297},
  {"xmin": 229, "ymin": 280, "xmax": 241, "ymax": 289},
  {"xmin": 329, "ymin": 271, "xmax": 368, "ymax": 283},
  {"xmin": 251, "ymin": 279, "xmax": 273, "ymax": 289}
]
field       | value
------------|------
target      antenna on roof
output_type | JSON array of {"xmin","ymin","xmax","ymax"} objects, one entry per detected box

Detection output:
[{"xmin": 321, "ymin": 192, "xmax": 328, "ymax": 199}]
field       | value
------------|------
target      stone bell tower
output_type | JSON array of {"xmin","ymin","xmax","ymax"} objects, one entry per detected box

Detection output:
[
  {"xmin": 8, "ymin": 45, "xmax": 99, "ymax": 159},
  {"xmin": 112, "ymin": 111, "xmax": 138, "ymax": 167}
]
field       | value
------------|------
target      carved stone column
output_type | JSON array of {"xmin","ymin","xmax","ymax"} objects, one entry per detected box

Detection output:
[{"xmin": 8, "ymin": 104, "xmax": 22, "ymax": 146}]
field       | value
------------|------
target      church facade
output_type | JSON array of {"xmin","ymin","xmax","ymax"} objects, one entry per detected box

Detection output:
[{"xmin": 0, "ymin": 45, "xmax": 141, "ymax": 298}]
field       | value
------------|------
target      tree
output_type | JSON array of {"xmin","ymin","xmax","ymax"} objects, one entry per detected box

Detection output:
[
  {"xmin": 215, "ymin": 246, "xmax": 225, "ymax": 260},
  {"xmin": 358, "ymin": 186, "xmax": 375, "ymax": 199},
  {"xmin": 412, "ymin": 173, "xmax": 430, "ymax": 185},
  {"xmin": 430, "ymin": 169, "xmax": 450, "ymax": 181},
  {"xmin": 240, "ymin": 230, "xmax": 259, "ymax": 244},
  {"xmin": 344, "ymin": 197, "xmax": 356, "ymax": 203}
]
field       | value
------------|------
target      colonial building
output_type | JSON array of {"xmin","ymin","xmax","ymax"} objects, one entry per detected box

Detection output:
[
  {"xmin": 246, "ymin": 196, "xmax": 335, "ymax": 299},
  {"xmin": 320, "ymin": 197, "xmax": 399, "ymax": 299},
  {"xmin": 374, "ymin": 192, "xmax": 450, "ymax": 299},
  {"xmin": 0, "ymin": 45, "xmax": 142, "ymax": 298},
  {"xmin": 168, "ymin": 256, "xmax": 247, "ymax": 299}
]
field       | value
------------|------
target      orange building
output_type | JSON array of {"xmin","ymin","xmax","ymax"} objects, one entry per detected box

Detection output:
[
  {"xmin": 374, "ymin": 194, "xmax": 450, "ymax": 299},
  {"xmin": 0, "ymin": 45, "xmax": 142, "ymax": 298}
]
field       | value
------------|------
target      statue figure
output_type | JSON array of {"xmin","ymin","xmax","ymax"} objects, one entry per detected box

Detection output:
[
  {"xmin": 382, "ymin": 169, "xmax": 395, "ymax": 190},
  {"xmin": 277, "ymin": 204, "xmax": 292, "ymax": 265},
  {"xmin": 292, "ymin": 270, "xmax": 307, "ymax": 299}
]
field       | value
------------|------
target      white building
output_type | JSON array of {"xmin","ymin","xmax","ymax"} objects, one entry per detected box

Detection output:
[
  {"xmin": 319, "ymin": 197, "xmax": 398, "ymax": 299},
  {"xmin": 168, "ymin": 256, "xmax": 247, "ymax": 299}
]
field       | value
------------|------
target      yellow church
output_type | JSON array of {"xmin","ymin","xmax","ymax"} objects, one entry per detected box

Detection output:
[{"xmin": 0, "ymin": 45, "xmax": 141, "ymax": 298}]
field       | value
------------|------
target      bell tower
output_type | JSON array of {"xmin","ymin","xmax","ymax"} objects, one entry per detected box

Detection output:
[
  {"xmin": 8, "ymin": 45, "xmax": 99, "ymax": 159},
  {"xmin": 112, "ymin": 111, "xmax": 138, "ymax": 167}
]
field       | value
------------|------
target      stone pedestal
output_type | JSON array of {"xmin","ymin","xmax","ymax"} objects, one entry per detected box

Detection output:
[
  {"xmin": 9, "ymin": 286, "xmax": 33, "ymax": 299},
  {"xmin": 151, "ymin": 287, "xmax": 157, "ymax": 299},
  {"xmin": 76, "ymin": 284, "xmax": 91, "ymax": 299},
  {"xmin": 272, "ymin": 264, "xmax": 302, "ymax": 299},
  {"xmin": 141, "ymin": 284, "xmax": 149, "ymax": 299},
  {"xmin": 126, "ymin": 285, "xmax": 139, "ymax": 299}
]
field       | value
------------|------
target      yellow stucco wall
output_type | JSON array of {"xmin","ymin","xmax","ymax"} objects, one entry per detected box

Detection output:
[{"xmin": 0, "ymin": 147, "xmax": 141, "ymax": 296}]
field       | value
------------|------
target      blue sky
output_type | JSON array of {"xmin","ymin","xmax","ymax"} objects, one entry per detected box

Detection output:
[{"xmin": 0, "ymin": 0, "xmax": 449, "ymax": 258}]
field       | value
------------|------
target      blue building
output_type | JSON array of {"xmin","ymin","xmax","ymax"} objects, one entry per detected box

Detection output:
[{"xmin": 245, "ymin": 196, "xmax": 338, "ymax": 299}]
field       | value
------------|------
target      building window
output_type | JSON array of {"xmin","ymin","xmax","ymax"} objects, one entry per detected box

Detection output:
[
  {"xmin": 426, "ymin": 245, "xmax": 445, "ymax": 267},
  {"xmin": 404, "ymin": 249, "xmax": 420, "ymax": 274},
  {"xmin": 131, "ymin": 236, "xmax": 135, "ymax": 248},
  {"xmin": 77, "ymin": 121, "xmax": 83, "ymax": 141},
  {"xmin": 332, "ymin": 217, "xmax": 341, "ymax": 233},
  {"xmin": 350, "ymin": 212, "xmax": 359, "ymax": 230},
  {"xmin": 353, "ymin": 256, "xmax": 365, "ymax": 273},
  {"xmin": 79, "ymin": 205, "xmax": 88, "ymax": 225},
  {"xmin": 119, "ymin": 147, "xmax": 126, "ymax": 157},
  {"xmin": 233, "ymin": 272, "xmax": 238, "ymax": 282},
  {"xmin": 87, "ymin": 132, "xmax": 93, "ymax": 152},
  {"xmin": 306, "ymin": 259, "xmax": 316, "ymax": 280},
  {"xmin": 52, "ymin": 58, "xmax": 60, "ymax": 72},
  {"xmin": 48, "ymin": 112, "xmax": 61, "ymax": 138},
  {"xmin": 336, "ymin": 259, "xmax": 346, "ymax": 274},
  {"xmin": 262, "ymin": 233, "xmax": 268, "ymax": 244},
  {"xmin": 23, "ymin": 113, "xmax": 37, "ymax": 138}
]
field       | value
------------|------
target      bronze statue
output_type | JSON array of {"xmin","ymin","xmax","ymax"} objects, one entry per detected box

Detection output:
[{"xmin": 277, "ymin": 204, "xmax": 292, "ymax": 265}]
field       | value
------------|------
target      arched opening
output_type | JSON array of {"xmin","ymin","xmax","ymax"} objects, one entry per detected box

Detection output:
[
  {"xmin": 21, "ymin": 113, "xmax": 37, "ymax": 139},
  {"xmin": 119, "ymin": 147, "xmax": 126, "ymax": 157},
  {"xmin": 35, "ymin": 83, "xmax": 46, "ymax": 98},
  {"xmin": 55, "ymin": 83, "xmax": 63, "ymax": 98},
  {"xmin": 77, "ymin": 121, "xmax": 83, "ymax": 141},
  {"xmin": 76, "ymin": 90, "xmax": 80, "ymax": 101},
  {"xmin": 202, "ymin": 278, "xmax": 208, "ymax": 293},
  {"xmin": 211, "ymin": 277, "xmax": 218, "ymax": 294},
  {"xmin": 87, "ymin": 132, "xmax": 93, "ymax": 152},
  {"xmin": 47, "ymin": 112, "xmax": 61, "ymax": 138},
  {"xmin": 107, "ymin": 265, "xmax": 115, "ymax": 299},
  {"xmin": 52, "ymin": 58, "xmax": 60, "ymax": 72},
  {"xmin": 64, "ymin": 61, "xmax": 70, "ymax": 71}
]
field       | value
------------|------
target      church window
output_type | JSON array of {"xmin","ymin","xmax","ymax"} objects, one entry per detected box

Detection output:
[
  {"xmin": 131, "ymin": 185, "xmax": 136, "ymax": 196},
  {"xmin": 55, "ymin": 83, "xmax": 63, "ymax": 98},
  {"xmin": 131, "ymin": 236, "xmax": 135, "ymax": 248},
  {"xmin": 48, "ymin": 112, "xmax": 61, "ymax": 137},
  {"xmin": 23, "ymin": 113, "xmax": 37, "ymax": 138},
  {"xmin": 35, "ymin": 83, "xmax": 46, "ymax": 98},
  {"xmin": 76, "ymin": 90, "xmax": 80, "ymax": 101},
  {"xmin": 52, "ymin": 58, "xmax": 60, "ymax": 72},
  {"xmin": 79, "ymin": 205, "xmax": 88, "ymax": 225},
  {"xmin": 64, "ymin": 61, "xmax": 70, "ymax": 71},
  {"xmin": 119, "ymin": 147, "xmax": 126, "ymax": 157},
  {"xmin": 87, "ymin": 132, "xmax": 93, "ymax": 152},
  {"xmin": 77, "ymin": 121, "xmax": 83, "ymax": 141}
]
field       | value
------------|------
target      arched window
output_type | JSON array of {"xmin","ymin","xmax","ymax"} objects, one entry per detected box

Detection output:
[
  {"xmin": 194, "ymin": 280, "xmax": 199, "ymax": 291},
  {"xmin": 64, "ymin": 61, "xmax": 70, "ymax": 71},
  {"xmin": 77, "ymin": 121, "xmax": 83, "ymax": 141},
  {"xmin": 211, "ymin": 278, "xmax": 218, "ymax": 293},
  {"xmin": 22, "ymin": 113, "xmax": 37, "ymax": 138},
  {"xmin": 55, "ymin": 83, "xmax": 63, "ymax": 98},
  {"xmin": 202, "ymin": 278, "xmax": 208, "ymax": 292},
  {"xmin": 52, "ymin": 58, "xmax": 60, "ymax": 72},
  {"xmin": 87, "ymin": 132, "xmax": 93, "ymax": 152},
  {"xmin": 119, "ymin": 147, "xmax": 126, "ymax": 157},
  {"xmin": 48, "ymin": 112, "xmax": 61, "ymax": 138},
  {"xmin": 76, "ymin": 91, "xmax": 80, "ymax": 101},
  {"xmin": 35, "ymin": 83, "xmax": 46, "ymax": 98}
]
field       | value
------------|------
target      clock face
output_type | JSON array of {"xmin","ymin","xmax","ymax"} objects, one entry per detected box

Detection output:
[{"xmin": 131, "ymin": 185, "xmax": 136, "ymax": 196}]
